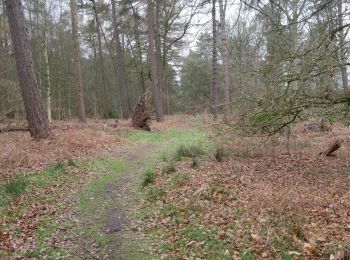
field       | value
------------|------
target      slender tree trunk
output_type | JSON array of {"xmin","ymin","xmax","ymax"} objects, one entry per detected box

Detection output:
[
  {"xmin": 0, "ymin": 0, "xmax": 7, "ymax": 72},
  {"xmin": 111, "ymin": 0, "xmax": 129, "ymax": 119},
  {"xmin": 1, "ymin": 1, "xmax": 4, "ymax": 50},
  {"xmin": 42, "ymin": 5, "xmax": 51, "ymax": 122},
  {"xmin": 162, "ymin": 21, "xmax": 170, "ymax": 115},
  {"xmin": 337, "ymin": 0, "xmax": 349, "ymax": 94},
  {"xmin": 219, "ymin": 0, "xmax": 230, "ymax": 122},
  {"xmin": 43, "ymin": 34, "xmax": 52, "ymax": 122},
  {"xmin": 147, "ymin": 0, "xmax": 164, "ymax": 122},
  {"xmin": 130, "ymin": 2, "xmax": 146, "ymax": 93},
  {"xmin": 91, "ymin": 0, "xmax": 109, "ymax": 118},
  {"xmin": 92, "ymin": 39, "xmax": 102, "ymax": 117},
  {"xmin": 70, "ymin": 0, "xmax": 87, "ymax": 122},
  {"xmin": 5, "ymin": 0, "xmax": 50, "ymax": 138},
  {"xmin": 155, "ymin": 0, "xmax": 164, "ymax": 110},
  {"xmin": 212, "ymin": 0, "xmax": 219, "ymax": 120},
  {"xmin": 288, "ymin": 0, "xmax": 299, "ymax": 91}
]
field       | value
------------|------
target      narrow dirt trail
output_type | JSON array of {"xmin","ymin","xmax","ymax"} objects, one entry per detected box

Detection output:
[
  {"xmin": 71, "ymin": 142, "xmax": 156, "ymax": 259},
  {"xmin": 102, "ymin": 144, "xmax": 154, "ymax": 259}
]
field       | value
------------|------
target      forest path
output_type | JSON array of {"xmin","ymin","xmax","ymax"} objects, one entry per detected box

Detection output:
[
  {"xmin": 70, "ymin": 141, "xmax": 157, "ymax": 259},
  {"xmin": 101, "ymin": 143, "xmax": 154, "ymax": 259},
  {"xmin": 70, "ymin": 119, "xmax": 204, "ymax": 259}
]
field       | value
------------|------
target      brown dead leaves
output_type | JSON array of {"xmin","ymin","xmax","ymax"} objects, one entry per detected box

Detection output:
[
  {"xmin": 0, "ymin": 119, "xmax": 123, "ymax": 182},
  {"xmin": 142, "ymin": 129, "xmax": 350, "ymax": 259}
]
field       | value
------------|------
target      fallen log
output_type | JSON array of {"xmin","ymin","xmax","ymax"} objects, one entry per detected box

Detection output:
[
  {"xmin": 0, "ymin": 125, "xmax": 29, "ymax": 133},
  {"xmin": 320, "ymin": 139, "xmax": 342, "ymax": 156}
]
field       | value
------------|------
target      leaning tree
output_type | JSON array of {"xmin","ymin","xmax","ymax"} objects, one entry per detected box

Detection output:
[{"xmin": 5, "ymin": 0, "xmax": 50, "ymax": 138}]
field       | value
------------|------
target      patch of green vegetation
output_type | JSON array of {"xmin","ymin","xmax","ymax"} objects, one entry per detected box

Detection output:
[
  {"xmin": 232, "ymin": 207, "xmax": 245, "ymax": 219},
  {"xmin": 163, "ymin": 225, "xmax": 230, "ymax": 258},
  {"xmin": 75, "ymin": 158, "xmax": 126, "ymax": 252},
  {"xmin": 68, "ymin": 158, "xmax": 76, "ymax": 167},
  {"xmin": 162, "ymin": 161, "xmax": 176, "ymax": 174},
  {"xmin": 214, "ymin": 146, "xmax": 230, "ymax": 162},
  {"xmin": 160, "ymin": 203, "xmax": 179, "ymax": 219},
  {"xmin": 182, "ymin": 201, "xmax": 201, "ymax": 218},
  {"xmin": 170, "ymin": 172, "xmax": 190, "ymax": 188},
  {"xmin": 210, "ymin": 181, "xmax": 230, "ymax": 196},
  {"xmin": 25, "ymin": 218, "xmax": 68, "ymax": 258},
  {"xmin": 282, "ymin": 252, "xmax": 295, "ymax": 260},
  {"xmin": 0, "ymin": 162, "xmax": 68, "ymax": 207},
  {"xmin": 0, "ymin": 161, "xmax": 82, "ymax": 257},
  {"xmin": 190, "ymin": 157, "xmax": 200, "ymax": 168},
  {"xmin": 240, "ymin": 248, "xmax": 256, "ymax": 260},
  {"xmin": 160, "ymin": 153, "xmax": 169, "ymax": 162},
  {"xmin": 34, "ymin": 162, "xmax": 66, "ymax": 188},
  {"xmin": 146, "ymin": 188, "xmax": 165, "ymax": 202},
  {"xmin": 124, "ymin": 128, "xmax": 212, "ymax": 162},
  {"xmin": 227, "ymin": 222, "xmax": 237, "ymax": 235},
  {"xmin": 108, "ymin": 109, "xmax": 119, "ymax": 119},
  {"xmin": 263, "ymin": 212, "xmax": 305, "ymax": 257},
  {"xmin": 142, "ymin": 170, "xmax": 157, "ymax": 187},
  {"xmin": 120, "ymin": 130, "xmax": 164, "ymax": 143},
  {"xmin": 79, "ymin": 159, "xmax": 125, "ymax": 214},
  {"xmin": 175, "ymin": 144, "xmax": 204, "ymax": 160},
  {"xmin": 4, "ymin": 176, "xmax": 28, "ymax": 198}
]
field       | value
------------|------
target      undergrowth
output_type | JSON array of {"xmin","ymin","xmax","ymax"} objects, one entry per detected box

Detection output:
[
  {"xmin": 142, "ymin": 170, "xmax": 157, "ymax": 187},
  {"xmin": 175, "ymin": 144, "xmax": 204, "ymax": 160},
  {"xmin": 0, "ymin": 161, "xmax": 77, "ymax": 258}
]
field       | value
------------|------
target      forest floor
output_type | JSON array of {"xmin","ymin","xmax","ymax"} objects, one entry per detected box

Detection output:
[{"xmin": 0, "ymin": 115, "xmax": 350, "ymax": 259}]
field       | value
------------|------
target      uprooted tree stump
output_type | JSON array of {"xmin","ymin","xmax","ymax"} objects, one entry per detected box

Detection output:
[
  {"xmin": 320, "ymin": 139, "xmax": 343, "ymax": 156},
  {"xmin": 132, "ymin": 92, "xmax": 151, "ymax": 131}
]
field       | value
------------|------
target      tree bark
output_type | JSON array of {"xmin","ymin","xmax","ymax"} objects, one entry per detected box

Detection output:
[
  {"xmin": 155, "ymin": 0, "xmax": 164, "ymax": 110},
  {"xmin": 212, "ymin": 0, "xmax": 219, "ymax": 120},
  {"xmin": 219, "ymin": 0, "xmax": 230, "ymax": 122},
  {"xmin": 91, "ymin": 0, "xmax": 109, "ymax": 118},
  {"xmin": 43, "ymin": 24, "xmax": 52, "ymax": 123},
  {"xmin": 5, "ymin": 0, "xmax": 50, "ymax": 138},
  {"xmin": 147, "ymin": 0, "xmax": 164, "ymax": 122},
  {"xmin": 129, "ymin": 2, "xmax": 146, "ymax": 93},
  {"xmin": 111, "ymin": 0, "xmax": 129, "ymax": 119},
  {"xmin": 337, "ymin": 0, "xmax": 349, "ymax": 94},
  {"xmin": 70, "ymin": 0, "xmax": 87, "ymax": 123}
]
